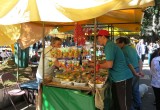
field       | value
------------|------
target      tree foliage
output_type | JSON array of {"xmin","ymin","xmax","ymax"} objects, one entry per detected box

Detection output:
[{"xmin": 141, "ymin": 0, "xmax": 160, "ymax": 42}]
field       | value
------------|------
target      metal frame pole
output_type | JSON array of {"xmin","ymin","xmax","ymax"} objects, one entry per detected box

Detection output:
[
  {"xmin": 93, "ymin": 18, "xmax": 97, "ymax": 93},
  {"xmin": 39, "ymin": 22, "xmax": 45, "ymax": 110}
]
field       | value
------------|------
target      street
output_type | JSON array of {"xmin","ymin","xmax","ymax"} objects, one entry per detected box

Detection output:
[{"xmin": 141, "ymin": 59, "xmax": 156, "ymax": 110}]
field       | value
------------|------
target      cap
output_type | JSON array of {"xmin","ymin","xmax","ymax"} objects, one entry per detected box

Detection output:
[{"xmin": 97, "ymin": 30, "xmax": 109, "ymax": 37}]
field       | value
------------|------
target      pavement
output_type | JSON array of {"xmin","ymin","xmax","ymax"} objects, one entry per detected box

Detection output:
[
  {"xmin": 140, "ymin": 59, "xmax": 156, "ymax": 110},
  {"xmin": 3, "ymin": 59, "xmax": 156, "ymax": 110},
  {"xmin": 3, "ymin": 103, "xmax": 36, "ymax": 110}
]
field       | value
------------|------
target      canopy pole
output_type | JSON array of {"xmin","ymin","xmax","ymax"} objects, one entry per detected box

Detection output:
[
  {"xmin": 93, "ymin": 18, "xmax": 97, "ymax": 94},
  {"xmin": 111, "ymin": 24, "xmax": 113, "ymax": 41},
  {"xmin": 38, "ymin": 22, "xmax": 45, "ymax": 110},
  {"xmin": 42, "ymin": 22, "xmax": 45, "ymax": 81},
  {"xmin": 112, "ymin": 25, "xmax": 114, "ymax": 41},
  {"xmin": 17, "ymin": 42, "xmax": 19, "ymax": 81},
  {"xmin": 17, "ymin": 24, "xmax": 23, "ymax": 81}
]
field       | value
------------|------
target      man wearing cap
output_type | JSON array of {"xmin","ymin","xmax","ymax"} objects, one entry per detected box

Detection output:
[{"xmin": 89, "ymin": 30, "xmax": 133, "ymax": 110}]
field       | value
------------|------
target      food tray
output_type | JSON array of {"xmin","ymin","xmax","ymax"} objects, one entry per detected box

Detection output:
[
  {"xmin": 43, "ymin": 82, "xmax": 93, "ymax": 91},
  {"xmin": 73, "ymin": 82, "xmax": 86, "ymax": 87}
]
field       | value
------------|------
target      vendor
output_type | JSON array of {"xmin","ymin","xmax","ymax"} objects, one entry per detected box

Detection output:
[
  {"xmin": 89, "ymin": 30, "xmax": 133, "ymax": 110},
  {"xmin": 36, "ymin": 37, "xmax": 62, "ymax": 83}
]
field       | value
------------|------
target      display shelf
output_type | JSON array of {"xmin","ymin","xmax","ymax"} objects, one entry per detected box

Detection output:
[{"xmin": 43, "ymin": 81, "xmax": 93, "ymax": 91}]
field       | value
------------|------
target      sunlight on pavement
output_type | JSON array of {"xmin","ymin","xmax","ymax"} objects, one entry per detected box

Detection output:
[{"xmin": 140, "ymin": 75, "xmax": 150, "ymax": 79}]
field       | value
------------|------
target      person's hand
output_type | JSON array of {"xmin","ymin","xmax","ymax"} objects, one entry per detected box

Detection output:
[
  {"xmin": 134, "ymin": 73, "xmax": 142, "ymax": 77},
  {"xmin": 139, "ymin": 72, "xmax": 144, "ymax": 77},
  {"xmin": 54, "ymin": 60, "xmax": 60, "ymax": 67}
]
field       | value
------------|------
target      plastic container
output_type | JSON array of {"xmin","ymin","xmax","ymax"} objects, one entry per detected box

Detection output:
[{"xmin": 73, "ymin": 82, "xmax": 86, "ymax": 87}]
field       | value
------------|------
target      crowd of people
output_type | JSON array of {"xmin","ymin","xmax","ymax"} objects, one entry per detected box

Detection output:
[
  {"xmin": 136, "ymin": 39, "xmax": 159, "ymax": 65},
  {"xmin": 0, "ymin": 48, "xmax": 13, "ymax": 62},
  {"xmin": 135, "ymin": 39, "xmax": 160, "ymax": 110}
]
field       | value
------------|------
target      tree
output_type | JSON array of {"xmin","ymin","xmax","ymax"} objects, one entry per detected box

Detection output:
[{"xmin": 141, "ymin": 0, "xmax": 160, "ymax": 42}]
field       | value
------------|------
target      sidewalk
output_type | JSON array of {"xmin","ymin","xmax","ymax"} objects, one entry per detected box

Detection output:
[
  {"xmin": 140, "ymin": 59, "xmax": 156, "ymax": 110},
  {"xmin": 3, "ymin": 103, "xmax": 35, "ymax": 110}
]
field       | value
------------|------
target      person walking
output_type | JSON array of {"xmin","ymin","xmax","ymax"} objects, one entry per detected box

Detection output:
[
  {"xmin": 116, "ymin": 37, "xmax": 144, "ymax": 110},
  {"xmin": 136, "ymin": 39, "xmax": 146, "ymax": 63},
  {"xmin": 136, "ymin": 41, "xmax": 141, "ymax": 59},
  {"xmin": 89, "ymin": 30, "xmax": 133, "ymax": 110},
  {"xmin": 149, "ymin": 48, "xmax": 160, "ymax": 110},
  {"xmin": 148, "ymin": 42, "xmax": 153, "ymax": 65}
]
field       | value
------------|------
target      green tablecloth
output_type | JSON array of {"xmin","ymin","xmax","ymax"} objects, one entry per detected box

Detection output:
[{"xmin": 42, "ymin": 86, "xmax": 95, "ymax": 110}]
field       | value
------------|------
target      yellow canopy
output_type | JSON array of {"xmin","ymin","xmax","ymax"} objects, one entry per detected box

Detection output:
[
  {"xmin": 0, "ymin": 24, "xmax": 20, "ymax": 46},
  {"xmin": 0, "ymin": 0, "xmax": 154, "ymax": 24},
  {"xmin": 0, "ymin": 0, "xmax": 155, "ymax": 48},
  {"xmin": 58, "ymin": 8, "xmax": 144, "ymax": 32}
]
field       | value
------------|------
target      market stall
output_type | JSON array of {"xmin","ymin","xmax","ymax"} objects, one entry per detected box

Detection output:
[
  {"xmin": 40, "ymin": 45, "xmax": 109, "ymax": 110},
  {"xmin": 0, "ymin": 1, "xmax": 155, "ymax": 110}
]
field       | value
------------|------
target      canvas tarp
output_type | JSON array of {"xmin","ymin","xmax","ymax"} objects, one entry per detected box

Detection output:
[
  {"xmin": 18, "ymin": 23, "xmax": 52, "ymax": 49},
  {"xmin": 0, "ymin": 0, "xmax": 154, "ymax": 24},
  {"xmin": 0, "ymin": 24, "xmax": 20, "ymax": 46},
  {"xmin": 42, "ymin": 86, "xmax": 95, "ymax": 110},
  {"xmin": 58, "ymin": 8, "xmax": 144, "ymax": 32},
  {"xmin": 0, "ymin": 0, "xmax": 155, "ymax": 48},
  {"xmin": 0, "ymin": 22, "xmax": 52, "ymax": 49}
]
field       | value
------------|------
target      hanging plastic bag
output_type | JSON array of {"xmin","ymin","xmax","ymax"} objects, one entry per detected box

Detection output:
[{"xmin": 104, "ymin": 82, "xmax": 113, "ymax": 110}]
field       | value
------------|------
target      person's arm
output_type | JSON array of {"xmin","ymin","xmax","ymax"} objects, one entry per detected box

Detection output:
[
  {"xmin": 138, "ymin": 60, "xmax": 144, "ymax": 77},
  {"xmin": 151, "ymin": 58, "xmax": 160, "ymax": 74},
  {"xmin": 128, "ymin": 64, "xmax": 141, "ymax": 77},
  {"xmin": 99, "ymin": 61, "xmax": 113, "ymax": 69},
  {"xmin": 88, "ymin": 60, "xmax": 113, "ymax": 69},
  {"xmin": 122, "ymin": 49, "xmax": 140, "ymax": 76},
  {"xmin": 89, "ymin": 42, "xmax": 115, "ymax": 69}
]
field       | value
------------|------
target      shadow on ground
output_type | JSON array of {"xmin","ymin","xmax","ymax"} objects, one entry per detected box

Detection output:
[{"xmin": 3, "ymin": 102, "xmax": 36, "ymax": 110}]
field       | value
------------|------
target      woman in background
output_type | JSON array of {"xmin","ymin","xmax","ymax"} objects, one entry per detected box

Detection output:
[{"xmin": 149, "ymin": 48, "xmax": 160, "ymax": 110}]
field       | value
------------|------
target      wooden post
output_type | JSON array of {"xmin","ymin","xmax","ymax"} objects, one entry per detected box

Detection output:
[{"xmin": 17, "ymin": 42, "xmax": 19, "ymax": 81}]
